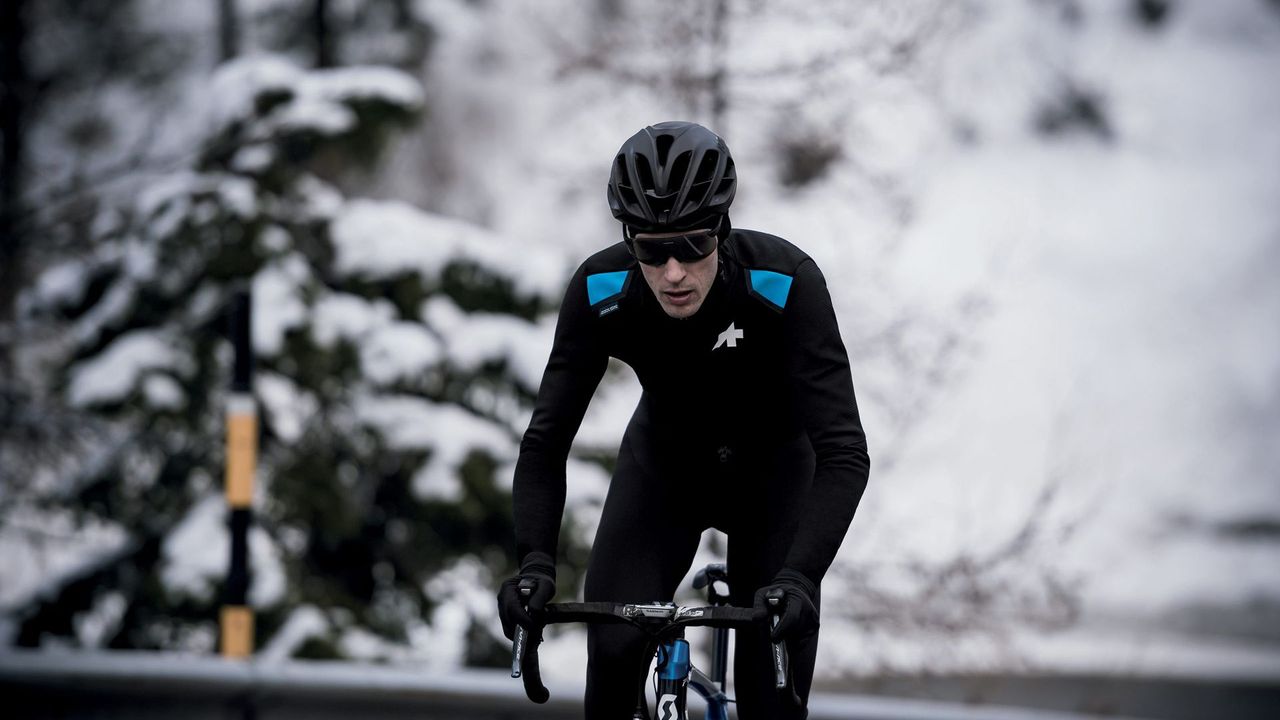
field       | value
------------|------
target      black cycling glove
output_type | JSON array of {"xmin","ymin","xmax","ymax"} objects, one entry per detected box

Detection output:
[
  {"xmin": 497, "ymin": 551, "xmax": 557, "ymax": 640},
  {"xmin": 753, "ymin": 568, "xmax": 820, "ymax": 643}
]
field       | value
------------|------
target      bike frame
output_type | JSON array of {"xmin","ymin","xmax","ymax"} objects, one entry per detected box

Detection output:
[
  {"xmin": 654, "ymin": 635, "xmax": 731, "ymax": 720},
  {"xmin": 655, "ymin": 563, "xmax": 737, "ymax": 712},
  {"xmin": 637, "ymin": 563, "xmax": 735, "ymax": 720},
  {"xmin": 632, "ymin": 618, "xmax": 730, "ymax": 720}
]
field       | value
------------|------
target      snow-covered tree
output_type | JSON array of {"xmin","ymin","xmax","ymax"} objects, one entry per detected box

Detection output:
[{"xmin": 5, "ymin": 54, "xmax": 595, "ymax": 665}]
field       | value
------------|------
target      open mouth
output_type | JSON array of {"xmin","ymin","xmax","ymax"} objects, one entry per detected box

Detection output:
[{"xmin": 664, "ymin": 289, "xmax": 694, "ymax": 304}]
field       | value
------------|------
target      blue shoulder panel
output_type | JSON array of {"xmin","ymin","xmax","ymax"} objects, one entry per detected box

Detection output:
[
  {"xmin": 586, "ymin": 270, "xmax": 629, "ymax": 306},
  {"xmin": 748, "ymin": 269, "xmax": 793, "ymax": 309}
]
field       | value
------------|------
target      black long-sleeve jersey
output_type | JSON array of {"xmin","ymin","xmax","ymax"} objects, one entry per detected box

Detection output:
[{"xmin": 513, "ymin": 228, "xmax": 870, "ymax": 586}]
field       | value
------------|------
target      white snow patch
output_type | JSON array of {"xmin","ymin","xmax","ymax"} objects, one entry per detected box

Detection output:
[
  {"xmin": 311, "ymin": 293, "xmax": 397, "ymax": 347},
  {"xmin": 75, "ymin": 591, "xmax": 127, "ymax": 647},
  {"xmin": 361, "ymin": 322, "xmax": 443, "ymax": 385},
  {"xmin": 0, "ymin": 508, "xmax": 129, "ymax": 612},
  {"xmin": 564, "ymin": 458, "xmax": 609, "ymax": 506},
  {"xmin": 137, "ymin": 171, "xmax": 200, "ymax": 239},
  {"xmin": 32, "ymin": 260, "xmax": 90, "ymax": 309},
  {"xmin": 208, "ymin": 55, "xmax": 302, "ymax": 131},
  {"xmin": 259, "ymin": 224, "xmax": 291, "ymax": 253},
  {"xmin": 271, "ymin": 95, "xmax": 355, "ymax": 135},
  {"xmin": 161, "ymin": 494, "xmax": 286, "ymax": 607},
  {"xmin": 330, "ymin": 198, "xmax": 567, "ymax": 298},
  {"xmin": 572, "ymin": 365, "xmax": 641, "ymax": 452},
  {"xmin": 208, "ymin": 55, "xmax": 422, "ymax": 140},
  {"xmin": 67, "ymin": 330, "xmax": 189, "ymax": 407},
  {"xmin": 232, "ymin": 144, "xmax": 275, "ymax": 174},
  {"xmin": 417, "ymin": 557, "xmax": 499, "ymax": 668},
  {"xmin": 257, "ymin": 372, "xmax": 319, "ymax": 444},
  {"xmin": 312, "ymin": 292, "xmax": 444, "ymax": 385},
  {"xmin": 259, "ymin": 605, "xmax": 329, "ymax": 663},
  {"xmin": 353, "ymin": 394, "xmax": 515, "ymax": 501},
  {"xmin": 313, "ymin": 66, "xmax": 425, "ymax": 111},
  {"xmin": 216, "ymin": 175, "xmax": 258, "ymax": 218},
  {"xmin": 70, "ymin": 279, "xmax": 135, "ymax": 347},
  {"xmin": 331, "ymin": 199, "xmax": 467, "ymax": 280},
  {"xmin": 161, "ymin": 494, "xmax": 230, "ymax": 597},
  {"xmin": 296, "ymin": 176, "xmax": 345, "ymax": 221},
  {"xmin": 142, "ymin": 374, "xmax": 186, "ymax": 411},
  {"xmin": 252, "ymin": 253, "xmax": 312, "ymax": 356},
  {"xmin": 422, "ymin": 296, "xmax": 555, "ymax": 390}
]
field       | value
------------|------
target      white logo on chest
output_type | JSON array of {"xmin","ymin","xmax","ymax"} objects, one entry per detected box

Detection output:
[{"xmin": 713, "ymin": 322, "xmax": 744, "ymax": 350}]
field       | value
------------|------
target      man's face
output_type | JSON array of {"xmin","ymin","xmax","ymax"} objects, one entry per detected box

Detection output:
[{"xmin": 634, "ymin": 233, "xmax": 719, "ymax": 318}]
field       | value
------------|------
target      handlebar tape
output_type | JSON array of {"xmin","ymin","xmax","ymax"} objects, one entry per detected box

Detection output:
[{"xmin": 519, "ymin": 627, "xmax": 550, "ymax": 704}]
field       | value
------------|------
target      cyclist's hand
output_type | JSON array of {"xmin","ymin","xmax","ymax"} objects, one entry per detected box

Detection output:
[
  {"xmin": 753, "ymin": 568, "xmax": 819, "ymax": 643},
  {"xmin": 497, "ymin": 551, "xmax": 556, "ymax": 640}
]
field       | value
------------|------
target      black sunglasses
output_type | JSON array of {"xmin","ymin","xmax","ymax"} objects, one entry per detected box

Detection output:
[{"xmin": 624, "ymin": 219, "xmax": 721, "ymax": 266}]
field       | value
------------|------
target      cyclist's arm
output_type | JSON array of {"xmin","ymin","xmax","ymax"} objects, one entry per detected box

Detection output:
[
  {"xmin": 513, "ymin": 264, "xmax": 609, "ymax": 564},
  {"xmin": 780, "ymin": 258, "xmax": 871, "ymax": 585}
]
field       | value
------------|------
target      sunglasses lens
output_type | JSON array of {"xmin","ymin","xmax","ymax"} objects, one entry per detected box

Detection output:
[
  {"xmin": 630, "ymin": 230, "xmax": 717, "ymax": 266},
  {"xmin": 628, "ymin": 241, "xmax": 663, "ymax": 265},
  {"xmin": 679, "ymin": 231, "xmax": 717, "ymax": 260}
]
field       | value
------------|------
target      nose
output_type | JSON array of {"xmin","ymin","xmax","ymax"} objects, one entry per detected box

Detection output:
[{"xmin": 662, "ymin": 257, "xmax": 686, "ymax": 283}]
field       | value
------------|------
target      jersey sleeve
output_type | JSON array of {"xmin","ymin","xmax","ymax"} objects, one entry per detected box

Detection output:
[
  {"xmin": 512, "ymin": 264, "xmax": 610, "ymax": 565},
  {"xmin": 780, "ymin": 259, "xmax": 871, "ymax": 585}
]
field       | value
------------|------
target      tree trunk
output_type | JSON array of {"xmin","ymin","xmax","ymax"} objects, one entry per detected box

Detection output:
[
  {"xmin": 313, "ymin": 0, "xmax": 334, "ymax": 68},
  {"xmin": 0, "ymin": 0, "xmax": 29, "ymax": 374},
  {"xmin": 708, "ymin": 0, "xmax": 730, "ymax": 133},
  {"xmin": 218, "ymin": 0, "xmax": 240, "ymax": 62}
]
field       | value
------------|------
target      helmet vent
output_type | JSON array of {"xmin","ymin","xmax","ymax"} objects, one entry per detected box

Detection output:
[
  {"xmin": 668, "ymin": 151, "xmax": 692, "ymax": 194},
  {"xmin": 613, "ymin": 156, "xmax": 631, "ymax": 187},
  {"xmin": 618, "ymin": 184, "xmax": 639, "ymax": 208},
  {"xmin": 695, "ymin": 151, "xmax": 720, "ymax": 183},
  {"xmin": 612, "ymin": 156, "xmax": 640, "ymax": 209},
  {"xmin": 655, "ymin": 133, "xmax": 675, "ymax": 166},
  {"xmin": 710, "ymin": 157, "xmax": 735, "ymax": 201},
  {"xmin": 633, "ymin": 153, "xmax": 656, "ymax": 193}
]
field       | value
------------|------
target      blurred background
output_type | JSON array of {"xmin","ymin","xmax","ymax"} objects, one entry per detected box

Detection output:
[{"xmin": 1, "ymin": 0, "xmax": 1278, "ymax": 717}]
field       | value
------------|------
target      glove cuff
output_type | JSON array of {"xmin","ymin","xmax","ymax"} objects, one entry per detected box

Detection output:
[
  {"xmin": 520, "ymin": 551, "xmax": 557, "ymax": 580},
  {"xmin": 774, "ymin": 568, "xmax": 817, "ymax": 600}
]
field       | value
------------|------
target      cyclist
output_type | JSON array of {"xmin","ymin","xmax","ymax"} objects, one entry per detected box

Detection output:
[{"xmin": 498, "ymin": 121, "xmax": 871, "ymax": 719}]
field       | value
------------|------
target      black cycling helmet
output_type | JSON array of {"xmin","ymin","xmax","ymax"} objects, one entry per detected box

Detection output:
[{"xmin": 607, "ymin": 121, "xmax": 736, "ymax": 232}]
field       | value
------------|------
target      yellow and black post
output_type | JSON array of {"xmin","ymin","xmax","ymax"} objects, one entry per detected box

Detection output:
[{"xmin": 221, "ymin": 288, "xmax": 255, "ymax": 658}]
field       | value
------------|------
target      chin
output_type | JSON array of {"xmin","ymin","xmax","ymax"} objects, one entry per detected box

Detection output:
[{"xmin": 661, "ymin": 301, "xmax": 703, "ymax": 319}]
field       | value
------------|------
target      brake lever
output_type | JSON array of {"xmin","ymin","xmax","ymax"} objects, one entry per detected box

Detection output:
[
  {"xmin": 765, "ymin": 590, "xmax": 789, "ymax": 691},
  {"xmin": 510, "ymin": 580, "xmax": 535, "ymax": 678},
  {"xmin": 510, "ymin": 579, "xmax": 550, "ymax": 703}
]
